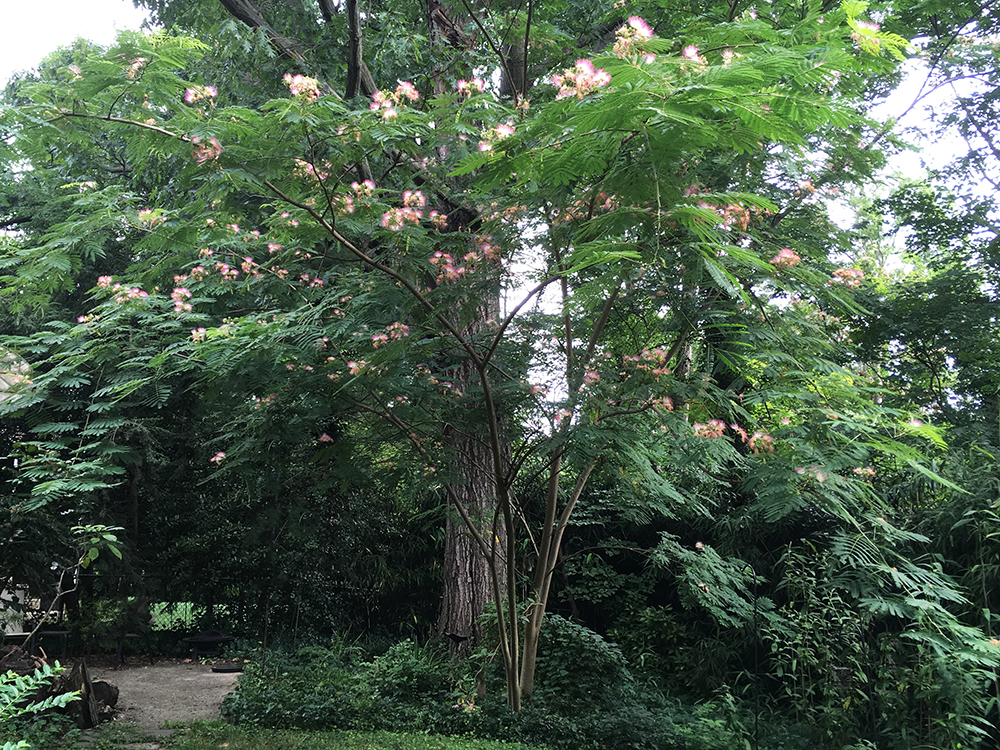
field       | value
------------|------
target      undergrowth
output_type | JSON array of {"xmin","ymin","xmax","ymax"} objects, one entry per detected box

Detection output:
[{"xmin": 220, "ymin": 618, "xmax": 807, "ymax": 750}]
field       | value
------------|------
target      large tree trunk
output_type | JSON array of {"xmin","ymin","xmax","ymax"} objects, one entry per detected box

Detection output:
[
  {"xmin": 435, "ymin": 436, "xmax": 502, "ymax": 655},
  {"xmin": 434, "ymin": 293, "xmax": 509, "ymax": 656}
]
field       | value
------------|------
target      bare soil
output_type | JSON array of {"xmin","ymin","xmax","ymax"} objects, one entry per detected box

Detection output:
[{"xmin": 89, "ymin": 659, "xmax": 239, "ymax": 732}]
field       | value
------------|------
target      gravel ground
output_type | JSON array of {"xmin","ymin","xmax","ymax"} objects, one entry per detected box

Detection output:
[{"xmin": 89, "ymin": 661, "xmax": 239, "ymax": 732}]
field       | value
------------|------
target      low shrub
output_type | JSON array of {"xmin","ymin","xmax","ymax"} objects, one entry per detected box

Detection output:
[{"xmin": 220, "ymin": 624, "xmax": 775, "ymax": 750}]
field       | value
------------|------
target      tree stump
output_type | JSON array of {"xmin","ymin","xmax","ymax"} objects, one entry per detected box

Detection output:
[
  {"xmin": 51, "ymin": 660, "xmax": 100, "ymax": 729},
  {"xmin": 0, "ymin": 647, "xmax": 105, "ymax": 729}
]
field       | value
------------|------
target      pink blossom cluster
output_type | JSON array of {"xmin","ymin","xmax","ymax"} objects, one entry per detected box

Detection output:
[
  {"xmin": 852, "ymin": 466, "xmax": 876, "ymax": 478},
  {"xmin": 347, "ymin": 360, "xmax": 367, "ymax": 376},
  {"xmin": 388, "ymin": 322, "xmax": 410, "ymax": 340},
  {"xmin": 370, "ymin": 81, "xmax": 420, "ymax": 120},
  {"xmin": 191, "ymin": 327, "xmax": 207, "ymax": 342},
  {"xmin": 613, "ymin": 16, "xmax": 654, "ymax": 56},
  {"xmin": 681, "ymin": 45, "xmax": 706, "ymax": 66},
  {"xmin": 214, "ymin": 260, "xmax": 239, "ymax": 279},
  {"xmin": 555, "ymin": 408, "xmax": 573, "ymax": 426},
  {"xmin": 248, "ymin": 393, "xmax": 276, "ymax": 410},
  {"xmin": 429, "ymin": 251, "xmax": 468, "ymax": 282},
  {"xmin": 137, "ymin": 209, "xmax": 163, "ymax": 228},
  {"xmin": 184, "ymin": 85, "xmax": 218, "ymax": 104},
  {"xmin": 394, "ymin": 80, "xmax": 419, "ymax": 102},
  {"xmin": 623, "ymin": 348, "xmax": 671, "ymax": 376},
  {"xmin": 478, "ymin": 122, "xmax": 516, "ymax": 152},
  {"xmin": 748, "ymin": 431, "xmax": 774, "ymax": 454},
  {"xmin": 478, "ymin": 237, "xmax": 501, "ymax": 262},
  {"xmin": 299, "ymin": 273, "xmax": 323, "ymax": 288},
  {"xmin": 552, "ymin": 59, "xmax": 611, "ymax": 100},
  {"xmin": 852, "ymin": 20, "xmax": 881, "ymax": 52},
  {"xmin": 402, "ymin": 190, "xmax": 425, "ymax": 208},
  {"xmin": 721, "ymin": 49, "xmax": 736, "ymax": 65},
  {"xmin": 653, "ymin": 396, "xmax": 674, "ymax": 411},
  {"xmin": 583, "ymin": 370, "xmax": 600, "ymax": 386},
  {"xmin": 381, "ymin": 207, "xmax": 422, "ymax": 230},
  {"xmin": 456, "ymin": 78, "xmax": 485, "ymax": 97},
  {"xmin": 97, "ymin": 275, "xmax": 114, "ymax": 288},
  {"xmin": 125, "ymin": 57, "xmax": 147, "ymax": 79},
  {"xmin": 693, "ymin": 419, "xmax": 726, "ymax": 439},
  {"xmin": 171, "ymin": 287, "xmax": 192, "ymax": 313},
  {"xmin": 771, "ymin": 248, "xmax": 801, "ymax": 268},
  {"xmin": 483, "ymin": 203, "xmax": 527, "ymax": 224},
  {"xmin": 284, "ymin": 73, "xmax": 321, "ymax": 101},
  {"xmin": 552, "ymin": 192, "xmax": 618, "ymax": 225},
  {"xmin": 372, "ymin": 333, "xmax": 389, "ymax": 348},
  {"xmin": 830, "ymin": 268, "xmax": 864, "ymax": 287},
  {"xmin": 381, "ymin": 189, "xmax": 429, "ymax": 230},
  {"xmin": 795, "ymin": 465, "xmax": 828, "ymax": 483},
  {"xmin": 429, "ymin": 211, "xmax": 448, "ymax": 229},
  {"xmin": 796, "ymin": 179, "xmax": 816, "ymax": 195},
  {"xmin": 191, "ymin": 136, "xmax": 222, "ymax": 164},
  {"xmin": 114, "ymin": 286, "xmax": 149, "ymax": 304},
  {"xmin": 336, "ymin": 195, "xmax": 355, "ymax": 215},
  {"xmin": 210, "ymin": 451, "xmax": 226, "ymax": 464},
  {"xmin": 435, "ymin": 380, "xmax": 463, "ymax": 397},
  {"xmin": 351, "ymin": 179, "xmax": 375, "ymax": 197},
  {"xmin": 721, "ymin": 203, "xmax": 751, "ymax": 230},
  {"xmin": 294, "ymin": 158, "xmax": 331, "ymax": 182}
]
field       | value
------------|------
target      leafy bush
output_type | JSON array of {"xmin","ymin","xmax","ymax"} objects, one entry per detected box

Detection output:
[
  {"xmin": 0, "ymin": 664, "xmax": 79, "ymax": 750},
  {"xmin": 222, "ymin": 628, "xmax": 777, "ymax": 750},
  {"xmin": 528, "ymin": 615, "xmax": 633, "ymax": 715}
]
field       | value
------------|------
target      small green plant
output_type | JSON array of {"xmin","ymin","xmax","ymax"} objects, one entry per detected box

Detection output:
[{"xmin": 0, "ymin": 664, "xmax": 79, "ymax": 750}]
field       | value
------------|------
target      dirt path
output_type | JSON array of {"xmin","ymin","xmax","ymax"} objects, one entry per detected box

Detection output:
[{"xmin": 90, "ymin": 661, "xmax": 239, "ymax": 732}]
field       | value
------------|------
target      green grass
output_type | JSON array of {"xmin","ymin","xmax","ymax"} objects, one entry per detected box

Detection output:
[{"xmin": 161, "ymin": 722, "xmax": 548, "ymax": 750}]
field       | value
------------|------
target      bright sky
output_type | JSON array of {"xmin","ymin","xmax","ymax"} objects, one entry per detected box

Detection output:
[{"xmin": 0, "ymin": 0, "xmax": 149, "ymax": 84}]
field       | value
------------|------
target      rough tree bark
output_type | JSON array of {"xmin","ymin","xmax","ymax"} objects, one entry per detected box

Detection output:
[{"xmin": 434, "ymin": 297, "xmax": 510, "ymax": 656}]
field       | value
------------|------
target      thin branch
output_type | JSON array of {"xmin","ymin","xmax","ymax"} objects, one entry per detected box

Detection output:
[
  {"xmin": 580, "ymin": 280, "xmax": 622, "ymax": 371},
  {"xmin": 50, "ymin": 110, "xmax": 191, "ymax": 143},
  {"xmin": 484, "ymin": 274, "xmax": 562, "ymax": 363},
  {"xmin": 0, "ymin": 216, "xmax": 31, "ymax": 230},
  {"xmin": 521, "ymin": 0, "xmax": 533, "ymax": 101},
  {"xmin": 453, "ymin": 0, "xmax": 519, "ymax": 102}
]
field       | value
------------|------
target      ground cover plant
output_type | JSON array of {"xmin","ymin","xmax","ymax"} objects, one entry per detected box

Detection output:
[{"xmin": 163, "ymin": 721, "xmax": 549, "ymax": 750}]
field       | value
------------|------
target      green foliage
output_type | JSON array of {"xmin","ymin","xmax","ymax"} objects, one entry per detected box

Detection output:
[
  {"xmin": 0, "ymin": 664, "xmax": 78, "ymax": 750},
  {"xmin": 222, "ymin": 635, "xmax": 777, "ymax": 750},
  {"xmin": 527, "ymin": 615, "xmax": 632, "ymax": 716},
  {"xmin": 163, "ymin": 721, "xmax": 544, "ymax": 750}
]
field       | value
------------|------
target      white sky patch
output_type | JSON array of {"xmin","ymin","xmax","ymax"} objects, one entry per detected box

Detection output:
[{"xmin": 0, "ymin": 0, "xmax": 149, "ymax": 85}]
